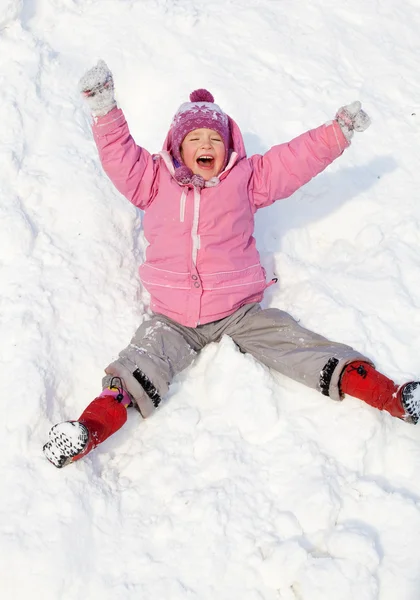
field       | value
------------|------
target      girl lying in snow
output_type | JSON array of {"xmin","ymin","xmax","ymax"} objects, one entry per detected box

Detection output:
[{"xmin": 44, "ymin": 60, "xmax": 420, "ymax": 468}]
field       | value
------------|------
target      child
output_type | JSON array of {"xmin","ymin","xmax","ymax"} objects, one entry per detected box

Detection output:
[{"xmin": 43, "ymin": 61, "xmax": 420, "ymax": 468}]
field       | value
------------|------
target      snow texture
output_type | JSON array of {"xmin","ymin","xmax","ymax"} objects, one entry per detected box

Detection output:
[{"xmin": 2, "ymin": 1, "xmax": 420, "ymax": 599}]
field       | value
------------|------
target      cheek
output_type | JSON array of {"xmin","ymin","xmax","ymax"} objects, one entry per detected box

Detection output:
[{"xmin": 180, "ymin": 145, "xmax": 193, "ymax": 164}]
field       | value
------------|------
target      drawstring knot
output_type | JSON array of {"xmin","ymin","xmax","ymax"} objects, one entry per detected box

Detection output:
[
  {"xmin": 174, "ymin": 165, "xmax": 193, "ymax": 185},
  {"xmin": 190, "ymin": 174, "xmax": 205, "ymax": 189},
  {"xmin": 173, "ymin": 166, "xmax": 211, "ymax": 190}
]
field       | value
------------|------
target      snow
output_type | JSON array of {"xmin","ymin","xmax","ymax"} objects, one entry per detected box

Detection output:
[{"xmin": 2, "ymin": 0, "xmax": 420, "ymax": 598}]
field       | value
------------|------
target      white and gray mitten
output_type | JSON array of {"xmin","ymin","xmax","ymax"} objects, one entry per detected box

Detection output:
[
  {"xmin": 78, "ymin": 60, "xmax": 117, "ymax": 117},
  {"xmin": 335, "ymin": 101, "xmax": 371, "ymax": 142}
]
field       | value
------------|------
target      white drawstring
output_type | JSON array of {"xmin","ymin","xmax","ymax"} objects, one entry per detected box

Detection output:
[
  {"xmin": 191, "ymin": 187, "xmax": 201, "ymax": 266},
  {"xmin": 179, "ymin": 189, "xmax": 187, "ymax": 222}
]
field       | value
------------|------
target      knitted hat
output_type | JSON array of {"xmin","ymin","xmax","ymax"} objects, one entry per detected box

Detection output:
[{"xmin": 169, "ymin": 89, "xmax": 230, "ymax": 166}]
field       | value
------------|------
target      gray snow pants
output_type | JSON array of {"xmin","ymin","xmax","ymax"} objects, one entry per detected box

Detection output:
[{"xmin": 103, "ymin": 303, "xmax": 370, "ymax": 418}]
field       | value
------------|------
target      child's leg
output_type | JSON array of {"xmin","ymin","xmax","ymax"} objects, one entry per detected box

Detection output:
[
  {"xmin": 44, "ymin": 316, "xmax": 205, "ymax": 467},
  {"xmin": 228, "ymin": 306, "xmax": 368, "ymax": 400},
  {"xmin": 103, "ymin": 314, "xmax": 205, "ymax": 417},
  {"xmin": 226, "ymin": 306, "xmax": 420, "ymax": 422}
]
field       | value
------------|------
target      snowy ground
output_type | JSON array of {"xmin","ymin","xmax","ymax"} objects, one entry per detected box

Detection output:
[{"xmin": 2, "ymin": 0, "xmax": 420, "ymax": 598}]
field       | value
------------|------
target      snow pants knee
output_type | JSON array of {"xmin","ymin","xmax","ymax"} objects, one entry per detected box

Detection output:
[{"xmin": 103, "ymin": 303, "xmax": 371, "ymax": 417}]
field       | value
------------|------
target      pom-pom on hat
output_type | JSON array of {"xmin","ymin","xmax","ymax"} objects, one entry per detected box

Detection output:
[{"xmin": 169, "ymin": 89, "xmax": 230, "ymax": 167}]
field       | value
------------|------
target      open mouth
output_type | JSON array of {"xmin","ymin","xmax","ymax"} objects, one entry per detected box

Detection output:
[{"xmin": 196, "ymin": 155, "xmax": 215, "ymax": 169}]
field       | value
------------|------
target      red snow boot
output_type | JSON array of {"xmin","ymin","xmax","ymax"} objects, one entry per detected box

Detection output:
[
  {"xmin": 43, "ymin": 382, "xmax": 131, "ymax": 468},
  {"xmin": 340, "ymin": 361, "xmax": 420, "ymax": 423}
]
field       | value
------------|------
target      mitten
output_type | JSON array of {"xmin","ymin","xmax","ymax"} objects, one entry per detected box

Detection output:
[
  {"xmin": 335, "ymin": 101, "xmax": 371, "ymax": 142},
  {"xmin": 78, "ymin": 60, "xmax": 117, "ymax": 117}
]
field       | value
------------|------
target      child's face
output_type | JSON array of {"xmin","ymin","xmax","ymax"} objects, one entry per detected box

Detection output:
[{"xmin": 180, "ymin": 128, "xmax": 226, "ymax": 180}]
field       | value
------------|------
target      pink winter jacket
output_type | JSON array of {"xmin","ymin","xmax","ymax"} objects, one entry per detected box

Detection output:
[{"xmin": 92, "ymin": 108, "xmax": 348, "ymax": 327}]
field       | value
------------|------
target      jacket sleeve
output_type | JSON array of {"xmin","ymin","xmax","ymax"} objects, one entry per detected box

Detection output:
[
  {"xmin": 249, "ymin": 121, "xmax": 349, "ymax": 210},
  {"xmin": 92, "ymin": 108, "xmax": 157, "ymax": 210}
]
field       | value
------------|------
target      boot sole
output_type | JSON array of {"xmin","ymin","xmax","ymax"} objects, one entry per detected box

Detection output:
[
  {"xmin": 43, "ymin": 422, "xmax": 89, "ymax": 468},
  {"xmin": 401, "ymin": 381, "xmax": 420, "ymax": 424}
]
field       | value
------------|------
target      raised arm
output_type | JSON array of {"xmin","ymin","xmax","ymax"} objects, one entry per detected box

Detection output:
[
  {"xmin": 249, "ymin": 102, "xmax": 370, "ymax": 210},
  {"xmin": 79, "ymin": 61, "xmax": 157, "ymax": 210}
]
